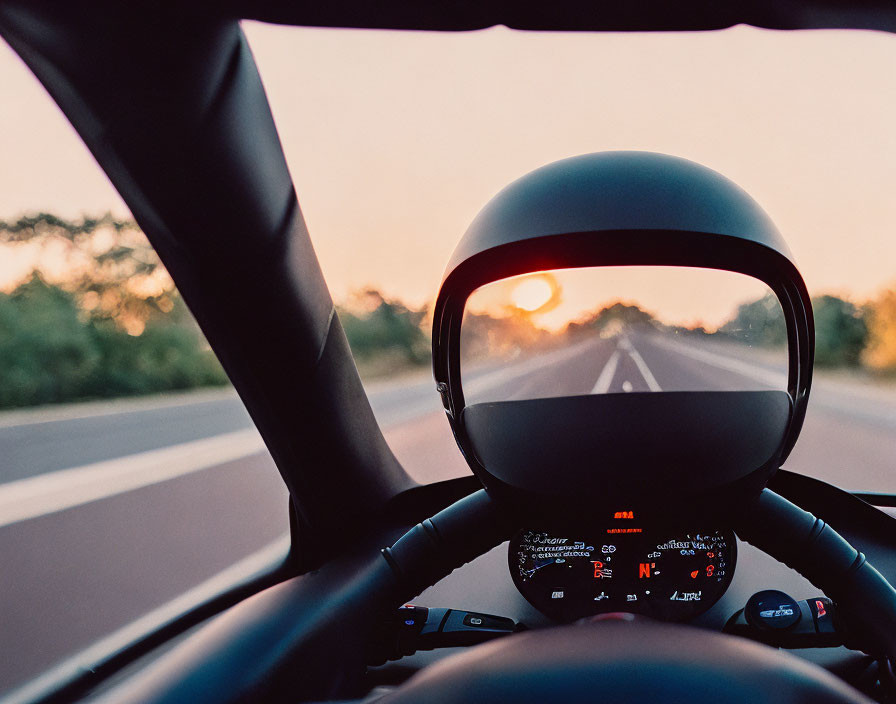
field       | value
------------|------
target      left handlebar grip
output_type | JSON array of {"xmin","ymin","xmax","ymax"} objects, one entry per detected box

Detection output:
[{"xmin": 382, "ymin": 489, "xmax": 514, "ymax": 603}]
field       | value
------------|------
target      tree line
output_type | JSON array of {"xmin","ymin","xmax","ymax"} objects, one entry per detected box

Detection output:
[
  {"xmin": 2, "ymin": 212, "xmax": 895, "ymax": 409},
  {"xmin": 716, "ymin": 293, "xmax": 886, "ymax": 369},
  {"xmin": 461, "ymin": 293, "xmax": 896, "ymax": 373},
  {"xmin": 0, "ymin": 213, "xmax": 432, "ymax": 408},
  {"xmin": 0, "ymin": 214, "xmax": 226, "ymax": 408}
]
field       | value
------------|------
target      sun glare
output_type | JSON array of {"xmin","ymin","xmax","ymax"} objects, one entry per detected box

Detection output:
[{"xmin": 510, "ymin": 276, "xmax": 555, "ymax": 312}]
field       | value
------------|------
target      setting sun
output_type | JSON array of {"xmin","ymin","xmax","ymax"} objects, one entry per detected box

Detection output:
[{"xmin": 511, "ymin": 276, "xmax": 555, "ymax": 312}]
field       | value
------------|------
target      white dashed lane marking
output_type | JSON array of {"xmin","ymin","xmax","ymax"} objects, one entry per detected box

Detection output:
[{"xmin": 591, "ymin": 349, "xmax": 621, "ymax": 394}]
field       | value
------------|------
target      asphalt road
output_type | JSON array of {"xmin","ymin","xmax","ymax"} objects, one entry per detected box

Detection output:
[{"xmin": 1, "ymin": 330, "xmax": 895, "ymax": 696}]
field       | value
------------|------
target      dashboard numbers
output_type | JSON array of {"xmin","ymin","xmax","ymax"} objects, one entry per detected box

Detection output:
[{"xmin": 509, "ymin": 524, "xmax": 735, "ymax": 622}]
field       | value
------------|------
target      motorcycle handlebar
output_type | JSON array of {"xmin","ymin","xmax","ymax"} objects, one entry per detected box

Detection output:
[{"xmin": 735, "ymin": 488, "xmax": 896, "ymax": 659}]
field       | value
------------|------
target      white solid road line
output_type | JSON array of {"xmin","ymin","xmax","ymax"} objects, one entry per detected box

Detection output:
[
  {"xmin": 615, "ymin": 335, "xmax": 662, "ymax": 393},
  {"xmin": 592, "ymin": 337, "xmax": 663, "ymax": 394},
  {"xmin": 649, "ymin": 335, "xmax": 785, "ymax": 388},
  {"xmin": 591, "ymin": 350, "xmax": 621, "ymax": 394},
  {"xmin": 627, "ymin": 344, "xmax": 663, "ymax": 392},
  {"xmin": 0, "ymin": 428, "xmax": 266, "ymax": 529}
]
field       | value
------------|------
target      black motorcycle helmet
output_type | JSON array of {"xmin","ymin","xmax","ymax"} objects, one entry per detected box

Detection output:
[{"xmin": 431, "ymin": 151, "xmax": 814, "ymax": 521}]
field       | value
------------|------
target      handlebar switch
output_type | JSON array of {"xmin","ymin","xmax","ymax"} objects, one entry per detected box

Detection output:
[
  {"xmin": 381, "ymin": 605, "xmax": 519, "ymax": 661},
  {"xmin": 725, "ymin": 591, "xmax": 843, "ymax": 648},
  {"xmin": 745, "ymin": 590, "xmax": 802, "ymax": 630},
  {"xmin": 808, "ymin": 597, "xmax": 837, "ymax": 634}
]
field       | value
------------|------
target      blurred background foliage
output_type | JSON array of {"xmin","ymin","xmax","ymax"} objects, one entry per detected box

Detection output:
[
  {"xmin": 2, "ymin": 212, "xmax": 896, "ymax": 409},
  {"xmin": 866, "ymin": 290, "xmax": 896, "ymax": 372},
  {"xmin": 0, "ymin": 214, "xmax": 227, "ymax": 408},
  {"xmin": 337, "ymin": 289, "xmax": 429, "ymax": 378},
  {"xmin": 717, "ymin": 293, "xmax": 872, "ymax": 368}
]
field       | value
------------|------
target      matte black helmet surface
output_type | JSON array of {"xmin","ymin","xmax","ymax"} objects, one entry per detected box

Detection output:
[{"xmin": 432, "ymin": 151, "xmax": 814, "ymax": 520}]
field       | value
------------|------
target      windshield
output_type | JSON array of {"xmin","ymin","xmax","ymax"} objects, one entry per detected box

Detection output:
[
  {"xmin": 1, "ymin": 20, "xmax": 894, "ymax": 699},
  {"xmin": 242, "ymin": 23, "xmax": 896, "ymax": 493}
]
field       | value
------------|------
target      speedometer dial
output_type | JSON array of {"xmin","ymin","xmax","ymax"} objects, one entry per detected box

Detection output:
[{"xmin": 510, "ymin": 525, "xmax": 735, "ymax": 622}]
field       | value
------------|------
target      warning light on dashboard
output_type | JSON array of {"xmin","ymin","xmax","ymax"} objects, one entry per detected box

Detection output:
[
  {"xmin": 815, "ymin": 600, "xmax": 827, "ymax": 617},
  {"xmin": 639, "ymin": 562, "xmax": 654, "ymax": 579},
  {"xmin": 613, "ymin": 510, "xmax": 635, "ymax": 519},
  {"xmin": 592, "ymin": 561, "xmax": 613, "ymax": 579},
  {"xmin": 690, "ymin": 570, "xmax": 699, "ymax": 579}
]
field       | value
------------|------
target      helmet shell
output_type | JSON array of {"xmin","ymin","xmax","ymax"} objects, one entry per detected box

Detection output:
[{"xmin": 432, "ymin": 152, "xmax": 813, "ymax": 519}]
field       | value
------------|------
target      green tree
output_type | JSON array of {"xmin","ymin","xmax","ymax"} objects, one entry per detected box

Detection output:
[
  {"xmin": 0, "ymin": 212, "xmax": 172, "ymax": 328},
  {"xmin": 0, "ymin": 213, "xmax": 229, "ymax": 408},
  {"xmin": 0, "ymin": 274, "xmax": 99, "ymax": 406},
  {"xmin": 720, "ymin": 294, "xmax": 787, "ymax": 347},
  {"xmin": 812, "ymin": 294, "xmax": 868, "ymax": 367},
  {"xmin": 565, "ymin": 302, "xmax": 656, "ymax": 339},
  {"xmin": 587, "ymin": 302, "xmax": 655, "ymax": 330},
  {"xmin": 339, "ymin": 290, "xmax": 429, "ymax": 365}
]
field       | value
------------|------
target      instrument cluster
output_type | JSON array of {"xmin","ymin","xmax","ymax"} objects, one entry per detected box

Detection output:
[{"xmin": 509, "ymin": 515, "xmax": 735, "ymax": 622}]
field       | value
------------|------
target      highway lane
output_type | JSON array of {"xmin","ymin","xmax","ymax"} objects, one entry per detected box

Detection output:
[
  {"xmin": 0, "ymin": 380, "xmax": 451, "ymax": 696},
  {"xmin": 0, "ymin": 390, "xmax": 256, "ymax": 484},
  {"xmin": 2, "ymin": 330, "xmax": 896, "ymax": 695},
  {"xmin": 0, "ymin": 379, "xmax": 444, "ymax": 486},
  {"xmin": 461, "ymin": 331, "xmax": 779, "ymax": 405},
  {"xmin": 0, "ymin": 453, "xmax": 289, "ymax": 696},
  {"xmin": 0, "ymin": 330, "xmax": 775, "ymax": 487},
  {"xmin": 387, "ymin": 329, "xmax": 896, "ymax": 492}
]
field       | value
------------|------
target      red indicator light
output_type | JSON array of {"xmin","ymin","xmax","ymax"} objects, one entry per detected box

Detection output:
[
  {"xmin": 706, "ymin": 552, "xmax": 715, "ymax": 558},
  {"xmin": 706, "ymin": 565, "xmax": 715, "ymax": 577},
  {"xmin": 815, "ymin": 600, "xmax": 827, "ymax": 617},
  {"xmin": 591, "ymin": 561, "xmax": 612, "ymax": 579},
  {"xmin": 639, "ymin": 563, "xmax": 653, "ymax": 579},
  {"xmin": 613, "ymin": 511, "xmax": 635, "ymax": 519},
  {"xmin": 690, "ymin": 570, "xmax": 699, "ymax": 579},
  {"xmin": 606, "ymin": 528, "xmax": 642, "ymax": 534}
]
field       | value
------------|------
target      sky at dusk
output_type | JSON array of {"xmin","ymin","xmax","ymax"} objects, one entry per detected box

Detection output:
[
  {"xmin": 1, "ymin": 24, "xmax": 894, "ymax": 324},
  {"xmin": 467, "ymin": 268, "xmax": 775, "ymax": 331}
]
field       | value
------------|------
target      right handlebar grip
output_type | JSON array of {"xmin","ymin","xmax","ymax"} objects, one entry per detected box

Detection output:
[{"xmin": 734, "ymin": 489, "xmax": 896, "ymax": 657}]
